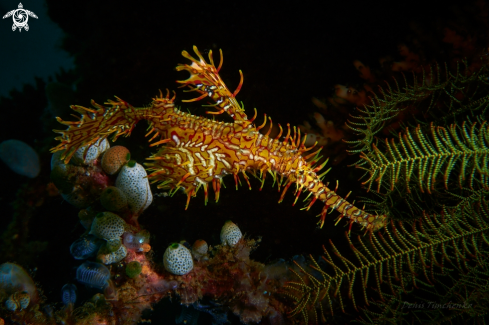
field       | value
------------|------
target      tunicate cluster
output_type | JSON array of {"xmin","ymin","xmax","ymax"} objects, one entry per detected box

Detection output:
[
  {"xmin": 52, "ymin": 143, "xmax": 154, "ymax": 218},
  {"xmin": 88, "ymin": 212, "xmax": 128, "ymax": 264},
  {"xmin": 50, "ymin": 139, "xmax": 111, "ymax": 208},
  {"xmin": 76, "ymin": 261, "xmax": 111, "ymax": 289},
  {"xmin": 116, "ymin": 161, "xmax": 153, "ymax": 215},
  {"xmin": 0, "ymin": 139, "xmax": 40, "ymax": 178},
  {"xmin": 163, "ymin": 243, "xmax": 194, "ymax": 275},
  {"xmin": 220, "ymin": 220, "xmax": 242, "ymax": 246}
]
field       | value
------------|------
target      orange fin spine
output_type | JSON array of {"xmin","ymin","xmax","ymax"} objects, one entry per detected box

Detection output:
[
  {"xmin": 51, "ymin": 93, "xmax": 175, "ymax": 164},
  {"xmin": 293, "ymin": 164, "xmax": 387, "ymax": 231},
  {"xmin": 283, "ymin": 124, "xmax": 291, "ymax": 144},
  {"xmin": 212, "ymin": 178, "xmax": 221, "ymax": 202},
  {"xmin": 256, "ymin": 114, "xmax": 268, "ymax": 131},
  {"xmin": 51, "ymin": 98, "xmax": 137, "ymax": 163}
]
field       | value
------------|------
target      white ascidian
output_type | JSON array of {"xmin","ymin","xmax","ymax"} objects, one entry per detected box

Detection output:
[
  {"xmin": 220, "ymin": 220, "xmax": 242, "ymax": 247},
  {"xmin": 71, "ymin": 138, "xmax": 110, "ymax": 166},
  {"xmin": 98, "ymin": 245, "xmax": 128, "ymax": 265},
  {"xmin": 163, "ymin": 243, "xmax": 193, "ymax": 275},
  {"xmin": 115, "ymin": 160, "xmax": 153, "ymax": 215},
  {"xmin": 89, "ymin": 212, "xmax": 126, "ymax": 240},
  {"xmin": 191, "ymin": 239, "xmax": 208, "ymax": 261}
]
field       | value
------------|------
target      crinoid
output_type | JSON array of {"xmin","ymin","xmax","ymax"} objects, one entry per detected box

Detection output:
[
  {"xmin": 345, "ymin": 60, "xmax": 489, "ymax": 221},
  {"xmin": 283, "ymin": 189, "xmax": 489, "ymax": 324}
]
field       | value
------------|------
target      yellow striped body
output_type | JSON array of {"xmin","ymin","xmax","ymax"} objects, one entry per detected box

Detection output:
[{"xmin": 51, "ymin": 46, "xmax": 387, "ymax": 231}]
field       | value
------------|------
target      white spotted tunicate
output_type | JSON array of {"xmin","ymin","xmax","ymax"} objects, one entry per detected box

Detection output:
[
  {"xmin": 163, "ymin": 243, "xmax": 193, "ymax": 275},
  {"xmin": 98, "ymin": 244, "xmax": 127, "ymax": 265},
  {"xmin": 220, "ymin": 220, "xmax": 242, "ymax": 247},
  {"xmin": 76, "ymin": 261, "xmax": 110, "ymax": 289},
  {"xmin": 0, "ymin": 139, "xmax": 40, "ymax": 178},
  {"xmin": 71, "ymin": 138, "xmax": 110, "ymax": 166},
  {"xmin": 115, "ymin": 161, "xmax": 153, "ymax": 215},
  {"xmin": 89, "ymin": 212, "xmax": 125, "ymax": 240}
]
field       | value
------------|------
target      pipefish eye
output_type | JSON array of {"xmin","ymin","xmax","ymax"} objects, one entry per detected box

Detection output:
[{"xmin": 76, "ymin": 262, "xmax": 110, "ymax": 289}]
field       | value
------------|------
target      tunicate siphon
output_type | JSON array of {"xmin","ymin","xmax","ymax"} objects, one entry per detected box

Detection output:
[
  {"xmin": 76, "ymin": 261, "xmax": 110, "ymax": 289},
  {"xmin": 61, "ymin": 283, "xmax": 77, "ymax": 306},
  {"xmin": 70, "ymin": 235, "xmax": 103, "ymax": 260}
]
